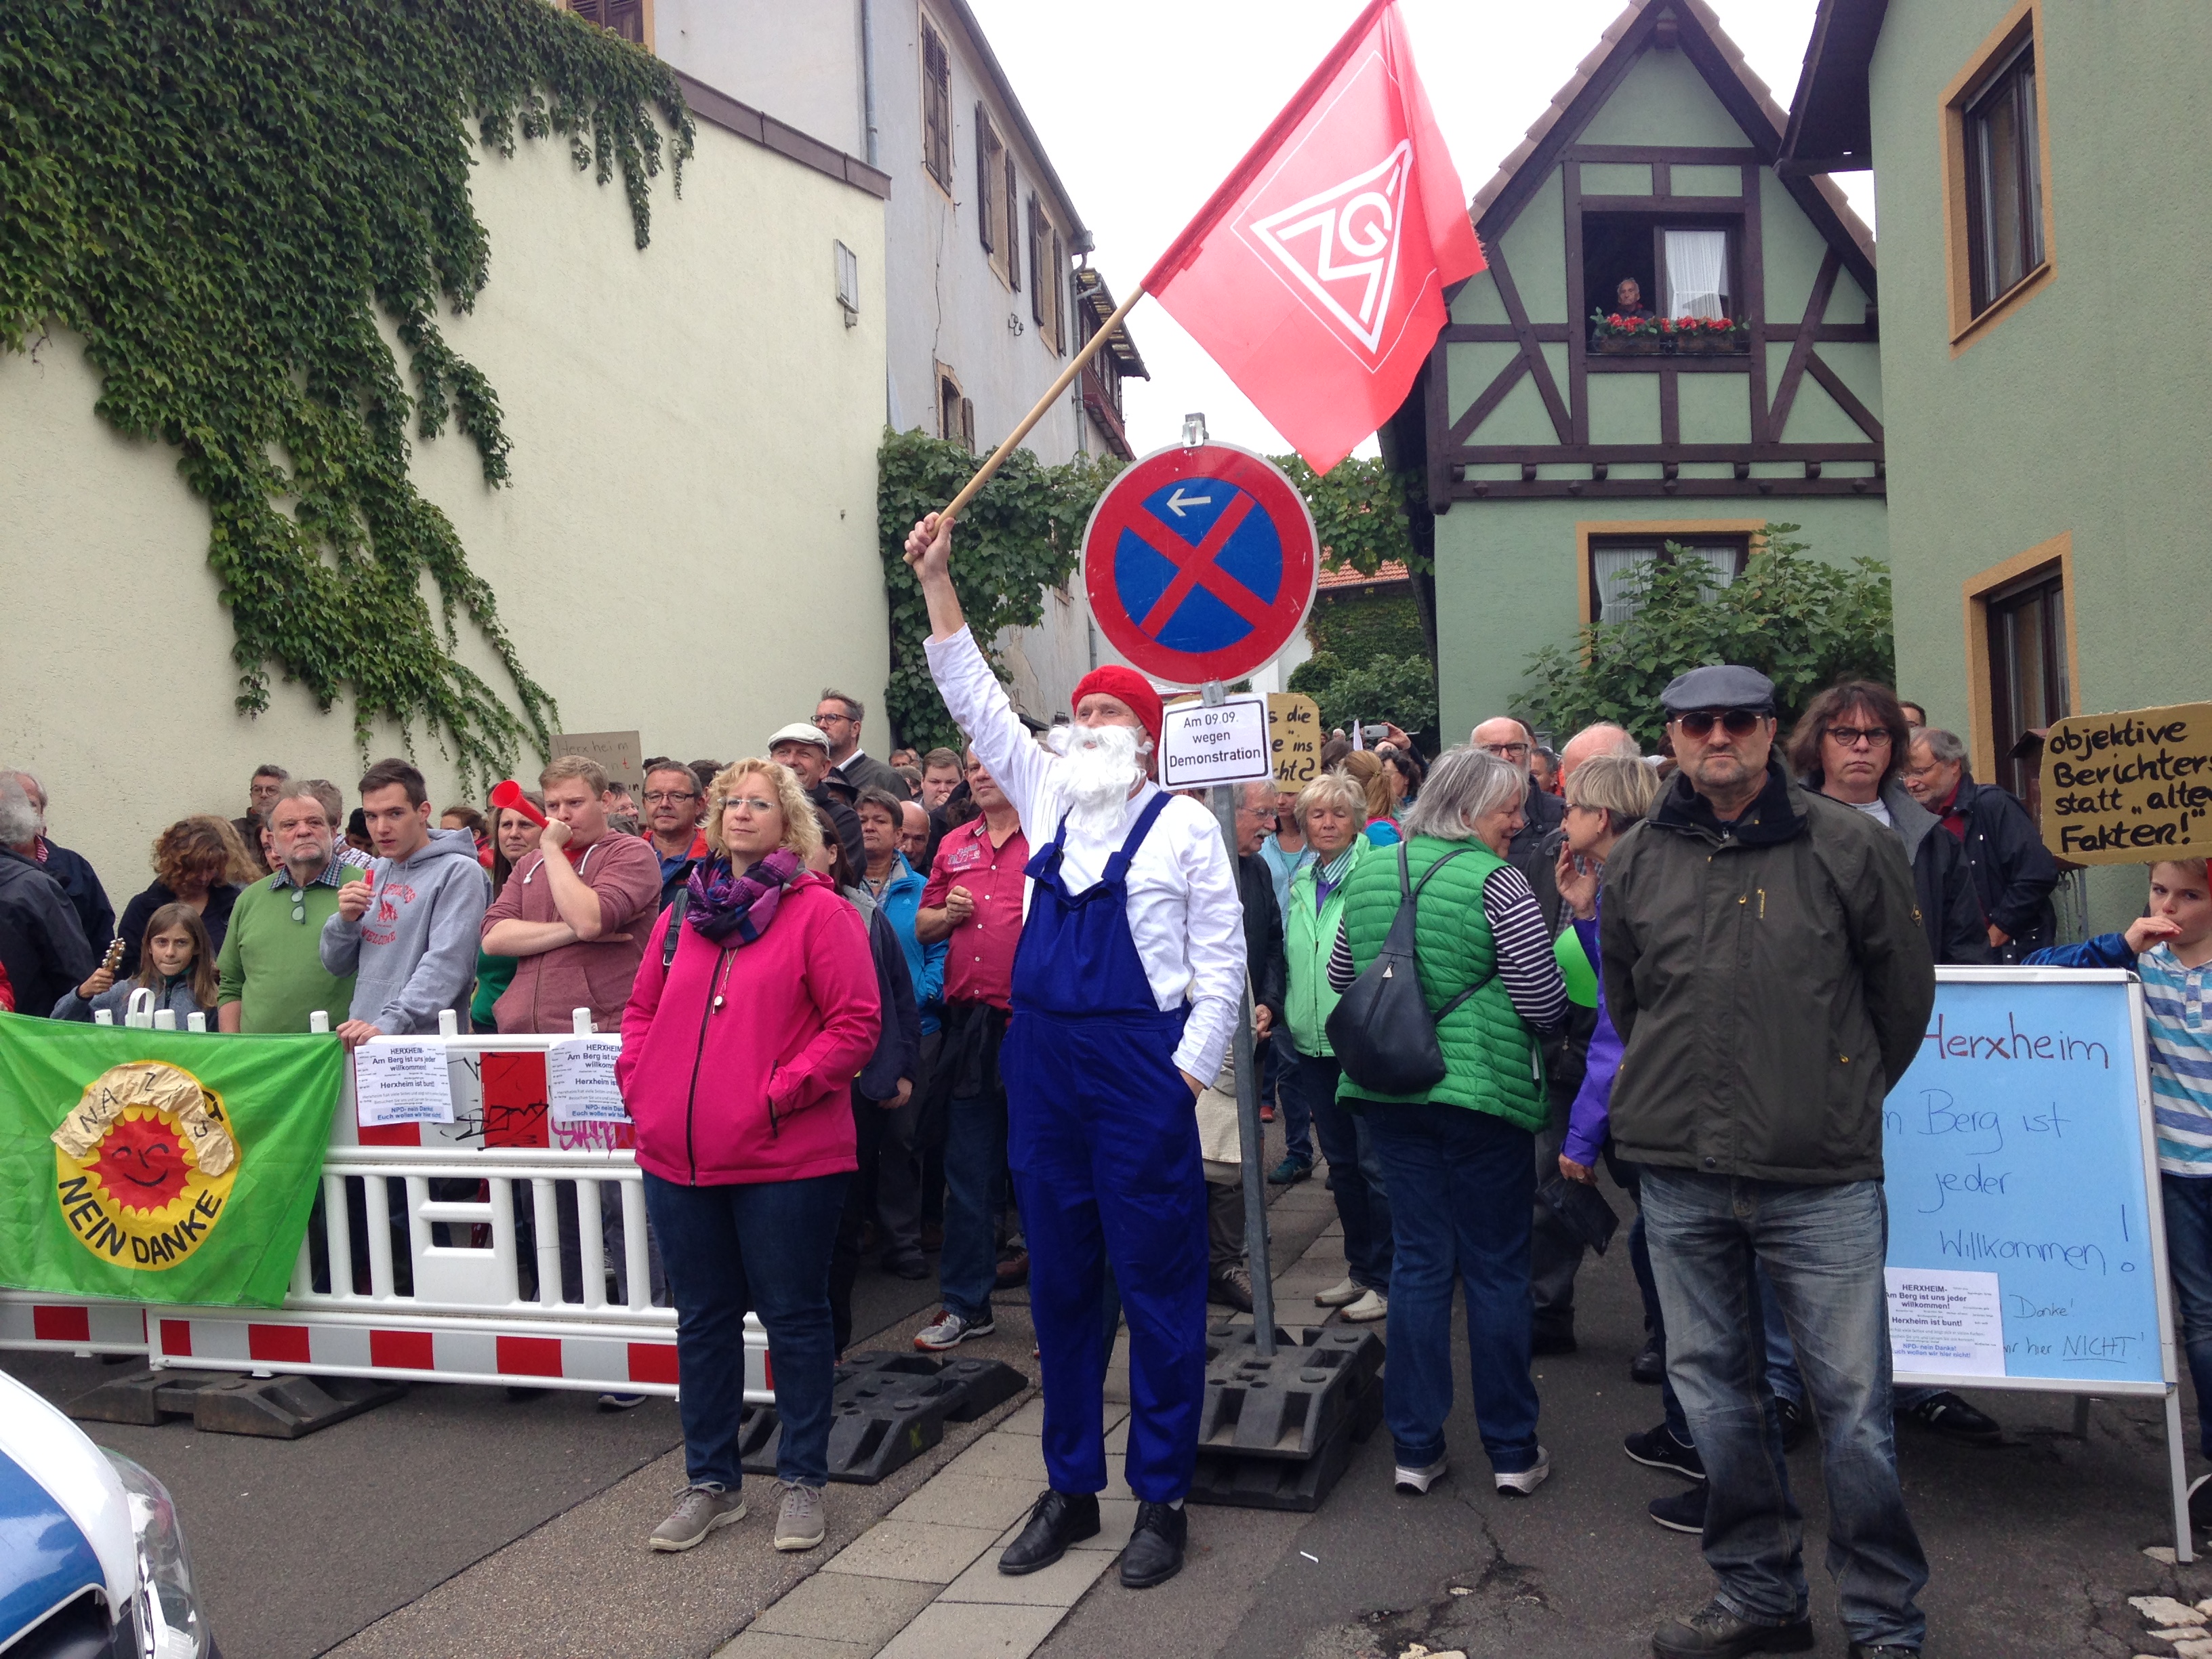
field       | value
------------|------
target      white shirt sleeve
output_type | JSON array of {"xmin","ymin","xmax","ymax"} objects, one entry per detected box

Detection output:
[
  {"xmin": 1172, "ymin": 802, "xmax": 1247, "ymax": 1082},
  {"xmin": 924, "ymin": 628, "xmax": 1054, "ymax": 831}
]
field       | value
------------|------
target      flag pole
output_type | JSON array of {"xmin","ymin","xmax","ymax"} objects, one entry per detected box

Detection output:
[{"xmin": 940, "ymin": 284, "xmax": 1147, "ymax": 525}]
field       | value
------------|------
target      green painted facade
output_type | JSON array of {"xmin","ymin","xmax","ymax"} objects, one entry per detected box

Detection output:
[
  {"xmin": 1406, "ymin": 3, "xmax": 1888, "ymax": 741},
  {"xmin": 1788, "ymin": 0, "xmax": 2212, "ymax": 929}
]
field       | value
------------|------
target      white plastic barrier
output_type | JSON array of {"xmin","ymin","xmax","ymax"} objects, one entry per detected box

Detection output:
[{"xmin": 1, "ymin": 1015, "xmax": 772, "ymax": 1404}]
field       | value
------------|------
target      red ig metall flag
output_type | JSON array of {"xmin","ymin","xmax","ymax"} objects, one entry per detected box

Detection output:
[{"xmin": 1143, "ymin": 0, "xmax": 1481, "ymax": 474}]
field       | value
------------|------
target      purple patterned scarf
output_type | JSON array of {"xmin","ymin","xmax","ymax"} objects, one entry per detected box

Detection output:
[{"xmin": 684, "ymin": 848, "xmax": 803, "ymax": 947}]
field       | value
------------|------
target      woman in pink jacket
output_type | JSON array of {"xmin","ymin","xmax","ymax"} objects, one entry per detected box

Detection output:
[{"xmin": 618, "ymin": 758, "xmax": 880, "ymax": 1558}]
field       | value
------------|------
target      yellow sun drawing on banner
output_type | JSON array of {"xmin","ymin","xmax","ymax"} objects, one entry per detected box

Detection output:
[{"xmin": 50, "ymin": 1061, "xmax": 242, "ymax": 1271}]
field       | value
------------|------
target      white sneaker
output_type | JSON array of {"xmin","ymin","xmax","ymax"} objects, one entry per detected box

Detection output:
[
  {"xmin": 1340, "ymin": 1288, "xmax": 1388, "ymax": 1323},
  {"xmin": 1394, "ymin": 1456, "xmax": 1448, "ymax": 1494},
  {"xmin": 1494, "ymin": 1446, "xmax": 1551, "ymax": 1498},
  {"xmin": 1315, "ymin": 1277, "xmax": 1361, "ymax": 1308}
]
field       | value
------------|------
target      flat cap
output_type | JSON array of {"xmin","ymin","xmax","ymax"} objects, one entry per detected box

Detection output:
[
  {"xmin": 764, "ymin": 721, "xmax": 832, "ymax": 752},
  {"xmin": 1660, "ymin": 664, "xmax": 1776, "ymax": 714}
]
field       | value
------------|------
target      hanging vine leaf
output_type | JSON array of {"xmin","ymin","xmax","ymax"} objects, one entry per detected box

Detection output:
[{"xmin": 0, "ymin": 0, "xmax": 695, "ymax": 788}]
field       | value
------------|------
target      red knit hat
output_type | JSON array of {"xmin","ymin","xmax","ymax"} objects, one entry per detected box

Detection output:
[{"xmin": 1071, "ymin": 665, "xmax": 1164, "ymax": 751}]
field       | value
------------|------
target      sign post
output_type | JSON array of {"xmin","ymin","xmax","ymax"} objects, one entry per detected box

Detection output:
[{"xmin": 1083, "ymin": 436, "xmax": 1318, "ymax": 1358}]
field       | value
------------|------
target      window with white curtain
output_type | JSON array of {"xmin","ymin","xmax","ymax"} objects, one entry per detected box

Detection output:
[
  {"xmin": 1662, "ymin": 229, "xmax": 1730, "ymax": 319},
  {"xmin": 1588, "ymin": 535, "xmax": 1749, "ymax": 624}
]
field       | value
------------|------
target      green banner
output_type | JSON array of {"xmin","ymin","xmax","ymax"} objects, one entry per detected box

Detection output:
[{"xmin": 0, "ymin": 1011, "xmax": 342, "ymax": 1308}]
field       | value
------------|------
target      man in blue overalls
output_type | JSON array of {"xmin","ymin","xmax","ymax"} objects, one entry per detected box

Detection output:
[{"xmin": 906, "ymin": 511, "xmax": 1246, "ymax": 1588}]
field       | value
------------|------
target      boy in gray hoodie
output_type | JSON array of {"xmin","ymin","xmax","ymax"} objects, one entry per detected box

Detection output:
[{"xmin": 320, "ymin": 758, "xmax": 489, "ymax": 1044}]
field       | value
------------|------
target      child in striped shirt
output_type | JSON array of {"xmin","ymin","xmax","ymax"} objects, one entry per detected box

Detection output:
[{"xmin": 2028, "ymin": 858, "xmax": 2212, "ymax": 1515}]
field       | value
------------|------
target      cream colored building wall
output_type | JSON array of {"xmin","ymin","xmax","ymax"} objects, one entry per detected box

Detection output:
[{"xmin": 0, "ymin": 111, "xmax": 887, "ymax": 908}]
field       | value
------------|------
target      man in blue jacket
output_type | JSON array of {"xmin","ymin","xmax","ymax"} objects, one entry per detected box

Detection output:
[{"xmin": 858, "ymin": 787, "xmax": 945, "ymax": 1279}]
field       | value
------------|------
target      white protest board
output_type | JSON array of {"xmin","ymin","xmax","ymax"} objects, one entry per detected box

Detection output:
[
  {"xmin": 546, "ymin": 1036, "xmax": 630, "ymax": 1126},
  {"xmin": 1160, "ymin": 695, "xmax": 1273, "ymax": 790},
  {"xmin": 353, "ymin": 1041, "xmax": 456, "ymax": 1127}
]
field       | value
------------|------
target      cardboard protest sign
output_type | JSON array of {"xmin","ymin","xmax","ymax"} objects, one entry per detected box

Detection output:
[
  {"xmin": 2039, "ymin": 702, "xmax": 2212, "ymax": 863},
  {"xmin": 550, "ymin": 730, "xmax": 643, "ymax": 787},
  {"xmin": 1267, "ymin": 693, "xmax": 1322, "ymax": 788}
]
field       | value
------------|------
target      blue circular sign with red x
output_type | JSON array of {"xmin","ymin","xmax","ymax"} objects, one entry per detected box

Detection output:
[{"xmin": 1082, "ymin": 443, "xmax": 1318, "ymax": 686}]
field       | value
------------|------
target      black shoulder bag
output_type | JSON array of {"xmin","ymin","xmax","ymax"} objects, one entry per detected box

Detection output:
[{"xmin": 1326, "ymin": 842, "xmax": 1497, "ymax": 1097}]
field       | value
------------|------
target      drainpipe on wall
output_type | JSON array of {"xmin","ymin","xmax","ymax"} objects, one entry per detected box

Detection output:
[{"xmin": 859, "ymin": 0, "xmax": 880, "ymax": 167}]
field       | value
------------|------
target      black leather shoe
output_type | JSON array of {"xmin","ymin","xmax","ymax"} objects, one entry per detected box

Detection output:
[
  {"xmin": 1900, "ymin": 1389, "xmax": 2002, "ymax": 1446},
  {"xmin": 1652, "ymin": 1599, "xmax": 1814, "ymax": 1658},
  {"xmin": 1531, "ymin": 1323, "xmax": 1578, "ymax": 1356},
  {"xmin": 1631, "ymin": 1335, "xmax": 1665, "ymax": 1385},
  {"xmin": 998, "ymin": 1489, "xmax": 1099, "ymax": 1575},
  {"xmin": 1118, "ymin": 1499, "xmax": 1188, "ymax": 1589}
]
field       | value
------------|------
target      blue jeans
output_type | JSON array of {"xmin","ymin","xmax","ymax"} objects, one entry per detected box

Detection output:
[
  {"xmin": 1364, "ymin": 1100, "xmax": 1540, "ymax": 1473},
  {"xmin": 644, "ymin": 1170, "xmax": 848, "ymax": 1490},
  {"xmin": 1641, "ymin": 1168, "xmax": 1927, "ymax": 1650},
  {"xmin": 1283, "ymin": 1045, "xmax": 1391, "ymax": 1290},
  {"xmin": 2162, "ymin": 1172, "xmax": 2212, "ymax": 1458},
  {"xmin": 939, "ymin": 1084, "xmax": 1008, "ymax": 1324}
]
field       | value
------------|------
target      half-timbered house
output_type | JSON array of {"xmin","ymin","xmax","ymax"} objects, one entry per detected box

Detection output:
[{"xmin": 1393, "ymin": 0, "xmax": 1887, "ymax": 735}]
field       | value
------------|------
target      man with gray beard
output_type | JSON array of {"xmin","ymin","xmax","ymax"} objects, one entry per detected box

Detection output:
[{"xmin": 905, "ymin": 510, "xmax": 1245, "ymax": 1591}]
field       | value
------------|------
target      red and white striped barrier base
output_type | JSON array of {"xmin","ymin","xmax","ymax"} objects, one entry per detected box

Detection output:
[{"xmin": 0, "ymin": 1300, "xmax": 148, "ymax": 1355}]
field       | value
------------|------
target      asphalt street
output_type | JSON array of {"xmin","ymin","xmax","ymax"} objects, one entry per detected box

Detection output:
[{"xmin": 14, "ymin": 1122, "xmax": 2209, "ymax": 1658}]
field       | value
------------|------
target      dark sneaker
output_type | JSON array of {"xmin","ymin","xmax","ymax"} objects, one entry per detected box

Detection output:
[
  {"xmin": 1775, "ymin": 1395, "xmax": 1812, "ymax": 1452},
  {"xmin": 1652, "ymin": 1597, "xmax": 1814, "ymax": 1657},
  {"xmin": 1631, "ymin": 1335, "xmax": 1665, "ymax": 1386},
  {"xmin": 1900, "ymin": 1389, "xmax": 2002, "ymax": 1446},
  {"xmin": 1845, "ymin": 1647, "xmax": 1921, "ymax": 1658},
  {"xmin": 914, "ymin": 1309, "xmax": 994, "ymax": 1351},
  {"xmin": 649, "ymin": 1485, "xmax": 745, "ymax": 1552},
  {"xmin": 995, "ymin": 1249, "xmax": 1030, "ymax": 1288},
  {"xmin": 2190, "ymin": 1472, "xmax": 2212, "ymax": 1531},
  {"xmin": 882, "ymin": 1252, "xmax": 930, "ymax": 1281},
  {"xmin": 1000, "ymin": 1489, "xmax": 1100, "ymax": 1574},
  {"xmin": 1267, "ymin": 1157, "xmax": 1311, "ymax": 1185},
  {"xmin": 1531, "ymin": 1323, "xmax": 1578, "ymax": 1356},
  {"xmin": 1649, "ymin": 1483, "xmax": 1706, "ymax": 1534},
  {"xmin": 1119, "ymin": 1500, "xmax": 1188, "ymax": 1589},
  {"xmin": 1624, "ymin": 1422, "xmax": 1704, "ymax": 1480},
  {"xmin": 1208, "ymin": 1266, "xmax": 1254, "ymax": 1312}
]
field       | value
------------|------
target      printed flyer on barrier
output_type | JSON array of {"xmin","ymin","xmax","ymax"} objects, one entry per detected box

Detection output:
[
  {"xmin": 354, "ymin": 1042, "xmax": 456, "ymax": 1127},
  {"xmin": 546, "ymin": 1036, "xmax": 629, "ymax": 1126}
]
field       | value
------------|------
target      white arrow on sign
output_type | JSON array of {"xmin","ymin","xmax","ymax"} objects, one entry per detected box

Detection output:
[{"xmin": 1164, "ymin": 487, "xmax": 1213, "ymax": 518}]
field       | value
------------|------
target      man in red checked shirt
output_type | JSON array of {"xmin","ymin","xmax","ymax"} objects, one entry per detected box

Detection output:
[{"xmin": 912, "ymin": 747, "xmax": 1027, "ymax": 1354}]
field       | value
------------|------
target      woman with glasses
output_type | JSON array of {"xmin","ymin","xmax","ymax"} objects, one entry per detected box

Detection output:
[
  {"xmin": 1786, "ymin": 682, "xmax": 1986, "ymax": 967},
  {"xmin": 1278, "ymin": 771, "xmax": 1393, "ymax": 1319},
  {"xmin": 619, "ymin": 760, "xmax": 881, "ymax": 1558},
  {"xmin": 1326, "ymin": 750, "xmax": 1570, "ymax": 1498}
]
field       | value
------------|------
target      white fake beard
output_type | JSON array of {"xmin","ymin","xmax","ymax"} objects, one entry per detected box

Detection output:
[{"xmin": 1061, "ymin": 723, "xmax": 1145, "ymax": 840}]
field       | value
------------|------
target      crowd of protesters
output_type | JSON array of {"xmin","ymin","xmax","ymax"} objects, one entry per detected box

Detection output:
[{"xmin": 1, "ymin": 605, "xmax": 2153, "ymax": 1658}]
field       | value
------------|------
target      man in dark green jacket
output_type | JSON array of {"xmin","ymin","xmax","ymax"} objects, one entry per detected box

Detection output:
[{"xmin": 1599, "ymin": 665, "xmax": 1935, "ymax": 1659}]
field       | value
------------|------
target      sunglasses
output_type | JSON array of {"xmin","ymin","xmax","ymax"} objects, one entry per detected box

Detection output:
[{"xmin": 1672, "ymin": 708, "xmax": 1767, "ymax": 738}]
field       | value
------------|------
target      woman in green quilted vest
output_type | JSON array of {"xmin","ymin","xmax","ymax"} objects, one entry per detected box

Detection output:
[
  {"xmin": 1279, "ymin": 771, "xmax": 1393, "ymax": 1326},
  {"xmin": 1324, "ymin": 750, "xmax": 1570, "ymax": 1500}
]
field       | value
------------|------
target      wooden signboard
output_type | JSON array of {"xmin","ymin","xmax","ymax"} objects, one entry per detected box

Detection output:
[
  {"xmin": 549, "ymin": 730, "xmax": 644, "ymax": 788},
  {"xmin": 2039, "ymin": 702, "xmax": 2212, "ymax": 864},
  {"xmin": 1267, "ymin": 693, "xmax": 1322, "ymax": 788}
]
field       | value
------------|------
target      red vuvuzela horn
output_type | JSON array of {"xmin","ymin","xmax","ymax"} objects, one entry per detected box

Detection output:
[{"xmin": 489, "ymin": 779, "xmax": 548, "ymax": 827}]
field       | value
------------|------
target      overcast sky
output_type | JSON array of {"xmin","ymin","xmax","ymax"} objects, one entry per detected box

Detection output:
[{"xmin": 964, "ymin": 0, "xmax": 1875, "ymax": 464}]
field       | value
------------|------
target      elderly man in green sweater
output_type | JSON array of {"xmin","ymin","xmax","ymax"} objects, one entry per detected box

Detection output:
[{"xmin": 217, "ymin": 781, "xmax": 363, "ymax": 1033}]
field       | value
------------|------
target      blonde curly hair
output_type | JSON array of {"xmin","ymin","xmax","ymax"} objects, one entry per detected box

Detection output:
[{"xmin": 704, "ymin": 759, "xmax": 823, "ymax": 864}]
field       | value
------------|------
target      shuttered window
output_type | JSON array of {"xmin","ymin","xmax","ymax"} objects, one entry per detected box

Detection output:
[
  {"xmin": 1004, "ymin": 153, "xmax": 1020, "ymax": 293},
  {"xmin": 921, "ymin": 22, "xmax": 952, "ymax": 188},
  {"xmin": 1049, "ymin": 228, "xmax": 1067, "ymax": 356},
  {"xmin": 976, "ymin": 106, "xmax": 1002, "ymax": 255},
  {"xmin": 565, "ymin": 0, "xmax": 647, "ymax": 45}
]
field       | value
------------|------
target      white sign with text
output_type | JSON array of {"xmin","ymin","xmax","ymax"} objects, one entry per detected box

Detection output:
[
  {"xmin": 546, "ymin": 1036, "xmax": 630, "ymax": 1126},
  {"xmin": 1160, "ymin": 695, "xmax": 1274, "ymax": 790},
  {"xmin": 1885, "ymin": 1267, "xmax": 2006, "ymax": 1378},
  {"xmin": 354, "ymin": 1042, "xmax": 457, "ymax": 1127}
]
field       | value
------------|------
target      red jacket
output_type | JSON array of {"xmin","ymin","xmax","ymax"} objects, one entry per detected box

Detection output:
[
  {"xmin": 484, "ymin": 833, "xmax": 664, "ymax": 1034},
  {"xmin": 617, "ymin": 874, "xmax": 880, "ymax": 1187}
]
